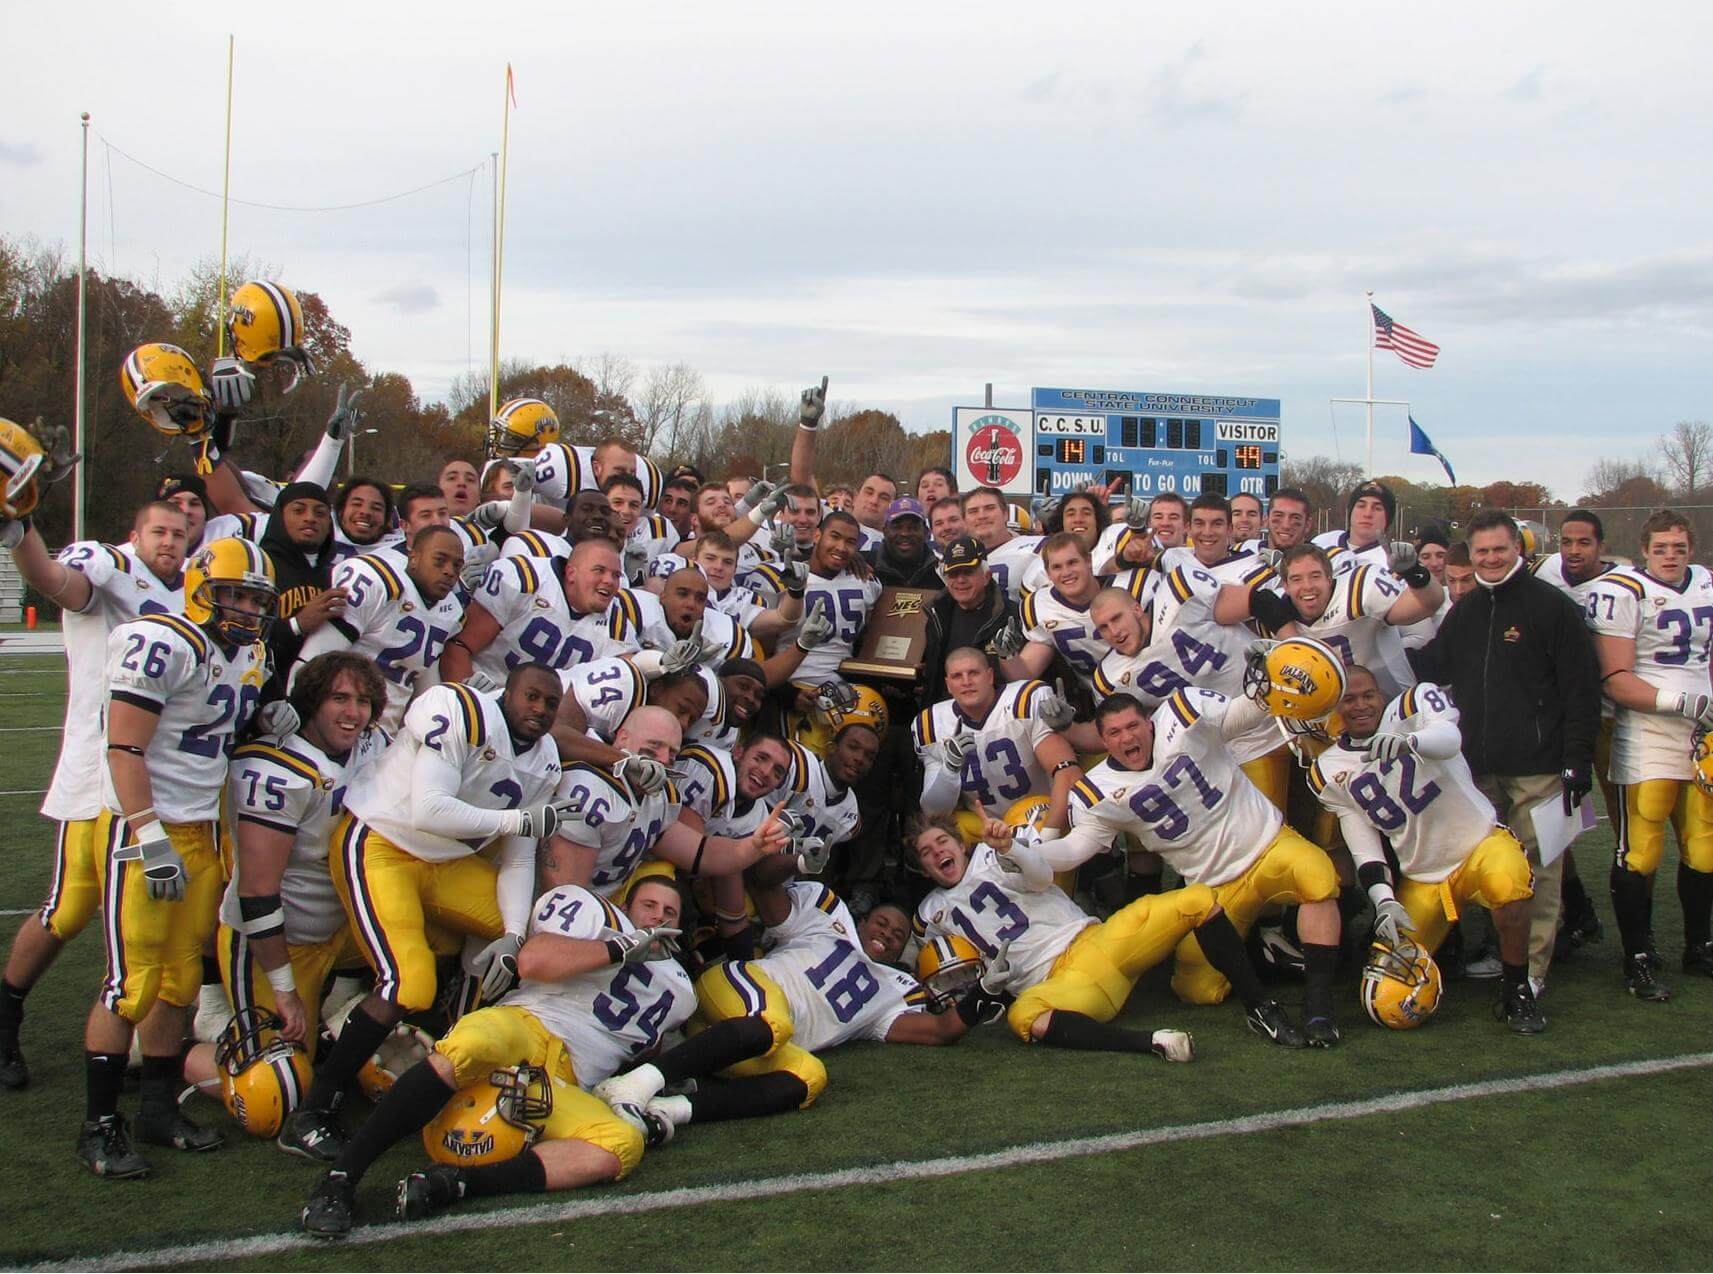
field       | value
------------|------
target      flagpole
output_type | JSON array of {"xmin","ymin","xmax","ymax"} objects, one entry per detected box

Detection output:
[
  {"xmin": 216, "ymin": 35, "xmax": 235, "ymax": 357},
  {"xmin": 1364, "ymin": 289, "xmax": 1374, "ymax": 477},
  {"xmin": 489, "ymin": 151, "xmax": 500, "ymax": 422},
  {"xmin": 490, "ymin": 65, "xmax": 514, "ymax": 424},
  {"xmin": 73, "ymin": 112, "xmax": 90, "ymax": 545}
]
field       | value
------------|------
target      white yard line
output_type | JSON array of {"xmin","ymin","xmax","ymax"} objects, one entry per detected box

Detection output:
[{"xmin": 28, "ymin": 1049, "xmax": 1713, "ymax": 1273}]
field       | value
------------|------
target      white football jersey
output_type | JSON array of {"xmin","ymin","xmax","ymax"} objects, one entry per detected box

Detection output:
[
  {"xmin": 1020, "ymin": 585, "xmax": 1107, "ymax": 685},
  {"xmin": 1586, "ymin": 565, "xmax": 1713, "ymax": 783},
  {"xmin": 1310, "ymin": 683, "xmax": 1495, "ymax": 883},
  {"xmin": 791, "ymin": 569, "xmax": 882, "ymax": 684},
  {"xmin": 709, "ymin": 581, "xmax": 767, "ymax": 628},
  {"xmin": 521, "ymin": 443, "xmax": 590, "ymax": 511},
  {"xmin": 469, "ymin": 556, "xmax": 641, "ymax": 681},
  {"xmin": 1070, "ymin": 688, "xmax": 1281, "ymax": 886},
  {"xmin": 985, "ymin": 535, "xmax": 1046, "ymax": 600},
  {"xmin": 554, "ymin": 764, "xmax": 682, "ymax": 897},
  {"xmin": 633, "ymin": 595, "xmax": 758, "ymax": 667},
  {"xmin": 507, "ymin": 885, "xmax": 695, "ymax": 1086},
  {"xmin": 1396, "ymin": 592, "xmax": 1452, "ymax": 652},
  {"xmin": 1297, "ymin": 562, "xmax": 1417, "ymax": 699},
  {"xmin": 499, "ymin": 528, "xmax": 572, "ymax": 564},
  {"xmin": 914, "ymin": 844, "xmax": 1095, "ymax": 993},
  {"xmin": 43, "ymin": 542, "xmax": 184, "ymax": 822},
  {"xmin": 344, "ymin": 683, "xmax": 562, "ymax": 861},
  {"xmin": 103, "ymin": 614, "xmax": 269, "ymax": 823},
  {"xmin": 778, "ymin": 741, "xmax": 861, "ymax": 849},
  {"xmin": 1532, "ymin": 554, "xmax": 1618, "ymax": 716},
  {"xmin": 910, "ymin": 697, "xmax": 984, "ymax": 758},
  {"xmin": 1312, "ymin": 531, "xmax": 1389, "ymax": 580},
  {"xmin": 325, "ymin": 550, "xmax": 465, "ymax": 731},
  {"xmin": 449, "ymin": 516, "xmax": 494, "ymax": 561},
  {"xmin": 753, "ymin": 882, "xmax": 929, "ymax": 1050},
  {"xmin": 684, "ymin": 667, "xmax": 740, "ymax": 750},
  {"xmin": 629, "ymin": 513, "xmax": 680, "ymax": 564},
  {"xmin": 559, "ymin": 657, "xmax": 649, "ymax": 742},
  {"xmin": 958, "ymin": 681, "xmax": 1058, "ymax": 817},
  {"xmin": 673, "ymin": 742, "xmax": 771, "ymax": 840},
  {"xmin": 221, "ymin": 728, "xmax": 390, "ymax": 944},
  {"xmin": 736, "ymin": 552, "xmax": 788, "ymax": 606}
]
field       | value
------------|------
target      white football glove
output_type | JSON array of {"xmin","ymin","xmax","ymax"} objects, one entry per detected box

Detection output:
[
  {"xmin": 462, "ymin": 670, "xmax": 501, "ymax": 694},
  {"xmin": 1387, "ymin": 540, "xmax": 1419, "ymax": 576},
  {"xmin": 1124, "ymin": 496, "xmax": 1150, "ymax": 531},
  {"xmin": 30, "ymin": 420, "xmax": 79, "ymax": 485},
  {"xmin": 661, "ymin": 620, "xmax": 719, "ymax": 674},
  {"xmin": 469, "ymin": 499, "xmax": 509, "ymax": 531},
  {"xmin": 1365, "ymin": 731, "xmax": 1416, "ymax": 764},
  {"xmin": 990, "ymin": 615, "xmax": 1027, "ymax": 660},
  {"xmin": 615, "ymin": 751, "xmax": 670, "ymax": 795},
  {"xmin": 0, "ymin": 517, "xmax": 25, "ymax": 550},
  {"xmin": 622, "ymin": 539, "xmax": 649, "ymax": 582},
  {"xmin": 1372, "ymin": 898, "xmax": 1413, "ymax": 948},
  {"xmin": 979, "ymin": 939, "xmax": 1013, "ymax": 995},
  {"xmin": 610, "ymin": 926, "xmax": 683, "ymax": 965},
  {"xmin": 1035, "ymin": 678, "xmax": 1076, "ymax": 731},
  {"xmin": 324, "ymin": 382, "xmax": 363, "ymax": 444},
  {"xmin": 113, "ymin": 830, "xmax": 186, "ymax": 902},
  {"xmin": 734, "ymin": 479, "xmax": 775, "ymax": 517},
  {"xmin": 209, "ymin": 356, "xmax": 256, "ymax": 411},
  {"xmin": 794, "ymin": 835, "xmax": 831, "ymax": 875},
  {"xmin": 941, "ymin": 729, "xmax": 975, "ymax": 775},
  {"xmin": 512, "ymin": 796, "xmax": 581, "ymax": 840},
  {"xmin": 1673, "ymin": 693, "xmax": 1713, "ymax": 729},
  {"xmin": 796, "ymin": 610, "xmax": 836, "ymax": 652},
  {"xmin": 511, "ymin": 458, "xmax": 537, "ymax": 498},
  {"xmin": 255, "ymin": 699, "xmax": 301, "ymax": 743},
  {"xmin": 459, "ymin": 543, "xmax": 499, "ymax": 592},
  {"xmin": 472, "ymin": 932, "xmax": 523, "ymax": 1001}
]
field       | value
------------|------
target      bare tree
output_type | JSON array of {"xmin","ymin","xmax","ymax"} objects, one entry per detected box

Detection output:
[
  {"xmin": 574, "ymin": 351, "xmax": 637, "ymax": 404},
  {"xmin": 1279, "ymin": 454, "xmax": 1363, "ymax": 521},
  {"xmin": 1661, "ymin": 420, "xmax": 1713, "ymax": 498},
  {"xmin": 1583, "ymin": 455, "xmax": 1662, "ymax": 503},
  {"xmin": 636, "ymin": 362, "xmax": 706, "ymax": 458}
]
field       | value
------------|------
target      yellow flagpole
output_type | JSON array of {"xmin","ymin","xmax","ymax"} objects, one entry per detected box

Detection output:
[
  {"xmin": 490, "ymin": 65, "xmax": 514, "ymax": 422},
  {"xmin": 216, "ymin": 34, "xmax": 235, "ymax": 357}
]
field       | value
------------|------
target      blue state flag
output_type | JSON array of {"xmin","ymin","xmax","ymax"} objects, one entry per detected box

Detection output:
[{"xmin": 1409, "ymin": 416, "xmax": 1457, "ymax": 485}]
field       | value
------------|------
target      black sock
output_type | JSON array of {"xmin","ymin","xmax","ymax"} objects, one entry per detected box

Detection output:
[
  {"xmin": 0, "ymin": 979, "xmax": 27, "ymax": 1032},
  {"xmin": 201, "ymin": 956, "xmax": 221, "ymax": 986},
  {"xmin": 1501, "ymin": 961, "xmax": 1527, "ymax": 990},
  {"xmin": 687, "ymin": 1073, "xmax": 807, "ymax": 1123},
  {"xmin": 655, "ymin": 1018, "xmax": 773, "ymax": 1087},
  {"xmin": 1303, "ymin": 942, "xmax": 1340, "ymax": 1020},
  {"xmin": 1192, "ymin": 914, "xmax": 1268, "ymax": 1010},
  {"xmin": 85, "ymin": 1051, "xmax": 128, "ymax": 1122},
  {"xmin": 1563, "ymin": 871, "xmax": 1593, "ymax": 924},
  {"xmin": 1678, "ymin": 864, "xmax": 1713, "ymax": 948},
  {"xmin": 306, "ymin": 1002, "xmax": 392, "ymax": 1112},
  {"xmin": 139, "ymin": 1054, "xmax": 182, "ymax": 1117},
  {"xmin": 459, "ymin": 1149, "xmax": 547, "ymax": 1198},
  {"xmin": 333, "ymin": 1058, "xmax": 454, "ymax": 1183},
  {"xmin": 1610, "ymin": 865, "xmax": 1653, "ymax": 958},
  {"xmin": 1040, "ymin": 1011, "xmax": 1154, "ymax": 1053}
]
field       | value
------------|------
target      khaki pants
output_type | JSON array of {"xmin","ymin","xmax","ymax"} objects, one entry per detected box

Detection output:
[{"xmin": 1475, "ymin": 773, "xmax": 1564, "ymax": 982}]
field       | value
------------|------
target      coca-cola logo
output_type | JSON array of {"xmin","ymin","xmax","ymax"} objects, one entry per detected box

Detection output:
[{"xmin": 966, "ymin": 419, "xmax": 1023, "ymax": 486}]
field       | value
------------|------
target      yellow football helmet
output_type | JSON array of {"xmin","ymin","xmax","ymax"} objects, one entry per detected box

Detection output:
[
  {"xmin": 0, "ymin": 419, "xmax": 45, "ymax": 519},
  {"xmin": 488, "ymin": 398, "xmax": 560, "ymax": 458},
  {"xmin": 120, "ymin": 342, "xmax": 213, "ymax": 437},
  {"xmin": 214, "ymin": 1007, "xmax": 312, "ymax": 1137},
  {"xmin": 184, "ymin": 538, "xmax": 277, "ymax": 644},
  {"xmin": 1516, "ymin": 519, "xmax": 1549, "ymax": 562},
  {"xmin": 1244, "ymin": 636, "xmax": 1346, "ymax": 729},
  {"xmin": 423, "ymin": 1065, "xmax": 552, "ymax": 1165},
  {"xmin": 915, "ymin": 934, "xmax": 984, "ymax": 1012},
  {"xmin": 228, "ymin": 280, "xmax": 311, "ymax": 391},
  {"xmin": 1694, "ymin": 731, "xmax": 1713, "ymax": 798},
  {"xmin": 1003, "ymin": 794, "xmax": 1052, "ymax": 833},
  {"xmin": 813, "ymin": 683, "xmax": 890, "ymax": 744},
  {"xmin": 1360, "ymin": 937, "xmax": 1443, "ymax": 1029}
]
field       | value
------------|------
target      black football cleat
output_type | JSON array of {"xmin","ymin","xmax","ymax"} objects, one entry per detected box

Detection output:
[
  {"xmin": 1245, "ymin": 999, "xmax": 1306, "ymax": 1048},
  {"xmin": 1304, "ymin": 1016, "xmax": 1342, "ymax": 1048},
  {"xmin": 0, "ymin": 1041, "xmax": 27, "ymax": 1091},
  {"xmin": 1495, "ymin": 982, "xmax": 1546, "ymax": 1034},
  {"xmin": 135, "ymin": 1106, "xmax": 223, "ymax": 1152},
  {"xmin": 1681, "ymin": 941, "xmax": 1713, "ymax": 978},
  {"xmin": 76, "ymin": 1114, "xmax": 152, "ymax": 1179},
  {"xmin": 1625, "ymin": 953, "xmax": 1672, "ymax": 1002},
  {"xmin": 397, "ymin": 1164, "xmax": 465, "ymax": 1221},
  {"xmin": 278, "ymin": 1104, "xmax": 347, "ymax": 1162},
  {"xmin": 302, "ymin": 1169, "xmax": 356, "ymax": 1239}
]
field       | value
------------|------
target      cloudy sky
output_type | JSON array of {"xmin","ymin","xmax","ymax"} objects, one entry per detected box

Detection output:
[{"xmin": 5, "ymin": 1, "xmax": 1711, "ymax": 499}]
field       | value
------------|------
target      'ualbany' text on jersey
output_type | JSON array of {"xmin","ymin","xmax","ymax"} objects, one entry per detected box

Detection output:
[
  {"xmin": 914, "ymin": 844, "xmax": 1095, "ymax": 993},
  {"xmin": 1297, "ymin": 562, "xmax": 1417, "ymax": 698},
  {"xmin": 103, "ymin": 613, "xmax": 269, "ymax": 822},
  {"xmin": 752, "ymin": 881, "xmax": 929, "ymax": 1050},
  {"xmin": 222, "ymin": 728, "xmax": 390, "ymax": 944},
  {"xmin": 508, "ymin": 885, "xmax": 695, "ymax": 1085},
  {"xmin": 778, "ymin": 741, "xmax": 861, "ymax": 849},
  {"xmin": 555, "ymin": 764, "xmax": 682, "ymax": 896},
  {"xmin": 344, "ymin": 683, "xmax": 562, "ymax": 860},
  {"xmin": 1070, "ymin": 688, "xmax": 1281, "ymax": 885},
  {"xmin": 1586, "ymin": 564, "xmax": 1713, "ymax": 783},
  {"xmin": 471, "ymin": 556, "xmax": 641, "ymax": 681},
  {"xmin": 959, "ymin": 680, "xmax": 1057, "ymax": 817},
  {"xmin": 793, "ymin": 569, "xmax": 882, "ymax": 684},
  {"xmin": 325, "ymin": 550, "xmax": 464, "ymax": 731},
  {"xmin": 45, "ymin": 542, "xmax": 183, "ymax": 821},
  {"xmin": 1309, "ymin": 683, "xmax": 1495, "ymax": 882}
]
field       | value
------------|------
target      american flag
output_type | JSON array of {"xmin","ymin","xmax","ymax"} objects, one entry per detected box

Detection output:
[{"xmin": 1371, "ymin": 304, "xmax": 1439, "ymax": 369}]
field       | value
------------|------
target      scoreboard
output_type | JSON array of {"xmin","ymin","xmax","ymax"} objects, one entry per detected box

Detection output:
[{"xmin": 1029, "ymin": 387, "xmax": 1282, "ymax": 500}]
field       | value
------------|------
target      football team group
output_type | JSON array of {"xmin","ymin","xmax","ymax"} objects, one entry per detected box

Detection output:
[{"xmin": 0, "ymin": 280, "xmax": 1705, "ymax": 1239}]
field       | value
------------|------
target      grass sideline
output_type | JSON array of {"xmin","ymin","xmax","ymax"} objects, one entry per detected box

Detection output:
[{"xmin": 2, "ymin": 651, "xmax": 1710, "ymax": 1269}]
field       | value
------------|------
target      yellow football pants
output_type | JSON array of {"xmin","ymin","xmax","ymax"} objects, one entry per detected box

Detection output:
[
  {"xmin": 1615, "ymin": 779, "xmax": 1713, "ymax": 876},
  {"xmin": 1395, "ymin": 828, "xmax": 1536, "ymax": 955},
  {"xmin": 217, "ymin": 922, "xmax": 362, "ymax": 1044},
  {"xmin": 37, "ymin": 817, "xmax": 101, "ymax": 942},
  {"xmin": 1240, "ymin": 745, "xmax": 1292, "ymax": 814},
  {"xmin": 692, "ymin": 962, "xmax": 828, "ymax": 1105},
  {"xmin": 93, "ymin": 813, "xmax": 222, "ymax": 1022}
]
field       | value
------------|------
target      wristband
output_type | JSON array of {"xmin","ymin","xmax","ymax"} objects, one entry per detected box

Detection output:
[
  {"xmin": 1400, "ymin": 563, "xmax": 1431, "ymax": 589},
  {"xmin": 237, "ymin": 893, "xmax": 287, "ymax": 939},
  {"xmin": 603, "ymin": 938, "xmax": 626, "ymax": 965},
  {"xmin": 264, "ymin": 963, "xmax": 296, "ymax": 994},
  {"xmin": 747, "ymin": 506, "xmax": 770, "ymax": 529},
  {"xmin": 131, "ymin": 817, "xmax": 167, "ymax": 845},
  {"xmin": 1051, "ymin": 759, "xmax": 1077, "ymax": 774},
  {"xmin": 1657, "ymin": 688, "xmax": 1681, "ymax": 715},
  {"xmin": 289, "ymin": 616, "xmax": 303, "ymax": 637}
]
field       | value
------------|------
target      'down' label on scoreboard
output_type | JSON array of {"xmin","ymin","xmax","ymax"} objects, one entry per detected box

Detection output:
[{"xmin": 965, "ymin": 418, "xmax": 1025, "ymax": 487}]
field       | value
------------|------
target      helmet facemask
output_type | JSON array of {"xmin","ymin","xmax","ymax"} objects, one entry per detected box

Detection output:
[{"xmin": 202, "ymin": 580, "xmax": 277, "ymax": 645}]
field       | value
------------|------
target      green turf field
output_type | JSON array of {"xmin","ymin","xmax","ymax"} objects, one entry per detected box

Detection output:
[{"xmin": 2, "ymin": 651, "xmax": 1710, "ymax": 1271}]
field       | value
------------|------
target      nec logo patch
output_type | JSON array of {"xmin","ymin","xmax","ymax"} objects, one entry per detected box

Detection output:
[{"xmin": 1503, "ymin": 626, "xmax": 1522, "ymax": 643}]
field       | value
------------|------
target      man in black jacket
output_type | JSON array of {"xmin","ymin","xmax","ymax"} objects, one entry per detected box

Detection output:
[
  {"xmin": 920, "ymin": 536, "xmax": 1018, "ymax": 703},
  {"xmin": 1412, "ymin": 511, "xmax": 1600, "ymax": 1005},
  {"xmin": 865, "ymin": 497, "xmax": 942, "ymax": 588}
]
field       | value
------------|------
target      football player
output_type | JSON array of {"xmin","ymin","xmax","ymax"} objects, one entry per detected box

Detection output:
[
  {"xmin": 614, "ymin": 473, "xmax": 680, "ymax": 582},
  {"xmin": 1230, "ymin": 492, "xmax": 1264, "ymax": 549},
  {"xmin": 439, "ymin": 538, "xmax": 640, "ymax": 685},
  {"xmin": 1310, "ymin": 480, "xmax": 1395, "ymax": 578},
  {"xmin": 593, "ymin": 875, "xmax": 972, "ymax": 1140},
  {"xmin": 916, "ymin": 466, "xmax": 958, "ymax": 514},
  {"xmin": 1214, "ymin": 543, "xmax": 1441, "ymax": 698},
  {"xmin": 181, "ymin": 652, "xmax": 391, "ymax": 1114},
  {"xmin": 300, "ymin": 874, "xmax": 693, "ymax": 1236},
  {"xmin": 645, "ymin": 567, "xmax": 764, "ymax": 667},
  {"xmin": 80, "ymin": 538, "xmax": 276, "ymax": 1177},
  {"xmin": 852, "ymin": 472, "xmax": 898, "ymax": 552},
  {"xmin": 1309, "ymin": 667, "xmax": 1544, "ymax": 1032},
  {"xmin": 915, "ymin": 647, "xmax": 1080, "ymax": 826},
  {"xmin": 1585, "ymin": 510, "xmax": 1713, "ymax": 1000},
  {"xmin": 997, "ymin": 533, "xmax": 1113, "ymax": 687},
  {"xmin": 550, "ymin": 656, "xmax": 708, "ymax": 771},
  {"xmin": 1040, "ymin": 689, "xmax": 1345, "ymax": 1045},
  {"xmin": 437, "ymin": 459, "xmax": 483, "ymax": 519},
  {"xmin": 928, "ymin": 497, "xmax": 967, "ymax": 555},
  {"xmin": 0, "ymin": 497, "xmax": 186, "ymax": 1091},
  {"xmin": 960, "ymin": 486, "xmax": 1044, "ymax": 599},
  {"xmin": 277, "ymin": 664, "xmax": 574, "ymax": 1161},
  {"xmin": 655, "ymin": 476, "xmax": 698, "ymax": 542},
  {"xmin": 772, "ymin": 512, "xmax": 881, "ymax": 697},
  {"xmin": 911, "ymin": 815, "xmax": 1203, "ymax": 1057},
  {"xmin": 332, "ymin": 477, "xmax": 397, "ymax": 553},
  {"xmin": 689, "ymin": 657, "xmax": 771, "ymax": 750},
  {"xmin": 1396, "ymin": 526, "xmax": 1454, "ymax": 651},
  {"xmin": 290, "ymin": 526, "xmax": 466, "ymax": 732},
  {"xmin": 1264, "ymin": 488, "xmax": 1313, "ymax": 552}
]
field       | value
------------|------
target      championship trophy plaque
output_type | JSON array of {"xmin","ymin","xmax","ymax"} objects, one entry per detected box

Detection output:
[{"xmin": 839, "ymin": 586, "xmax": 940, "ymax": 681}]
